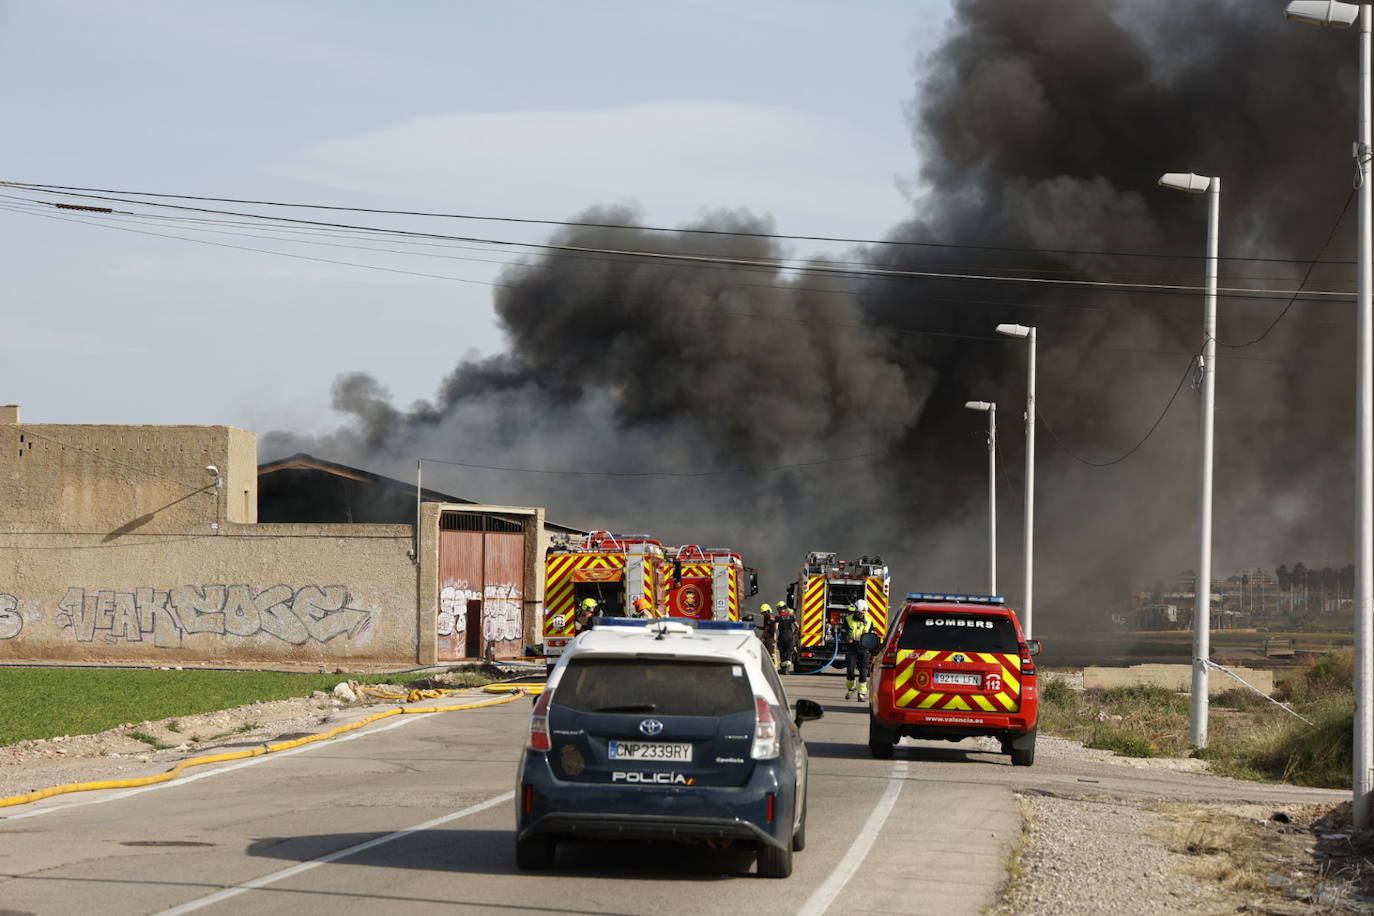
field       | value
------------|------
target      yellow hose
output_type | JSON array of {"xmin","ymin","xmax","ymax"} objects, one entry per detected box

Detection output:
[
  {"xmin": 0, "ymin": 690, "xmax": 527, "ymax": 810},
  {"xmin": 482, "ymin": 683, "xmax": 544, "ymax": 695}
]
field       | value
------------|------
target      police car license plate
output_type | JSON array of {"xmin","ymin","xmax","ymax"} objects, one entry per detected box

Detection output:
[
  {"xmin": 608, "ymin": 741, "xmax": 692, "ymax": 761},
  {"xmin": 934, "ymin": 672, "xmax": 982, "ymax": 686}
]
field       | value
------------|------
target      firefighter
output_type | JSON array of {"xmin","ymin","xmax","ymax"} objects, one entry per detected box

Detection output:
[
  {"xmin": 774, "ymin": 601, "xmax": 799, "ymax": 674},
  {"xmin": 632, "ymin": 597, "xmax": 653, "ymax": 618},
  {"xmin": 757, "ymin": 603, "xmax": 777, "ymax": 664},
  {"xmin": 574, "ymin": 597, "xmax": 598, "ymax": 633},
  {"xmin": 842, "ymin": 599, "xmax": 875, "ymax": 701}
]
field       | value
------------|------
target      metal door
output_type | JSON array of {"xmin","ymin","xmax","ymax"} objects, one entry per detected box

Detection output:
[{"xmin": 438, "ymin": 513, "xmax": 526, "ymax": 661}]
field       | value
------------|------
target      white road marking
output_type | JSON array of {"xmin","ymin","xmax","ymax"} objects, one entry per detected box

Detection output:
[
  {"xmin": 2, "ymin": 708, "xmax": 430, "ymax": 822},
  {"xmin": 155, "ymin": 790, "xmax": 514, "ymax": 915},
  {"xmin": 796, "ymin": 760, "xmax": 908, "ymax": 916}
]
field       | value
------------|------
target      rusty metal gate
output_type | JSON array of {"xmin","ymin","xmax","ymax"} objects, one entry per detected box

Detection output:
[{"xmin": 437, "ymin": 512, "xmax": 526, "ymax": 661}]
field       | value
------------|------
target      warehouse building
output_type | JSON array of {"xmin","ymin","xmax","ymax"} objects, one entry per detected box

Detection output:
[{"xmin": 0, "ymin": 405, "xmax": 575, "ymax": 669}]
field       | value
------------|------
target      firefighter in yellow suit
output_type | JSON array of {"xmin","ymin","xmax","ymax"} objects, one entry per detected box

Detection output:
[{"xmin": 843, "ymin": 599, "xmax": 874, "ymax": 701}]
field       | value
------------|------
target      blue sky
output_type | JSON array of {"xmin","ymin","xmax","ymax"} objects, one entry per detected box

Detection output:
[{"xmin": 1, "ymin": 0, "xmax": 951, "ymax": 432}]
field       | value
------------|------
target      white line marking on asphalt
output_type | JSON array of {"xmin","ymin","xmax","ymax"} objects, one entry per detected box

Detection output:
[
  {"xmin": 2, "ymin": 709, "xmax": 431, "ymax": 822},
  {"xmin": 796, "ymin": 760, "xmax": 907, "ymax": 916},
  {"xmin": 155, "ymin": 790, "xmax": 514, "ymax": 915}
]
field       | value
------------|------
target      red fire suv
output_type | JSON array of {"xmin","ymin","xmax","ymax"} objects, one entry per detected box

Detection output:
[{"xmin": 867, "ymin": 593, "xmax": 1042, "ymax": 766}]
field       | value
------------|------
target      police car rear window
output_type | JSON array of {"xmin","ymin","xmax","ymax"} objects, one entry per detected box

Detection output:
[
  {"xmin": 898, "ymin": 612, "xmax": 1019, "ymax": 653},
  {"xmin": 554, "ymin": 658, "xmax": 754, "ymax": 717}
]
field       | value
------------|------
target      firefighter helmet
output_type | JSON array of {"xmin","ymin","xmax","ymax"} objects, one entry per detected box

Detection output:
[
  {"xmin": 633, "ymin": 597, "xmax": 652, "ymax": 614},
  {"xmin": 580, "ymin": 598, "xmax": 598, "ymax": 611},
  {"xmin": 851, "ymin": 599, "xmax": 869, "ymax": 615}
]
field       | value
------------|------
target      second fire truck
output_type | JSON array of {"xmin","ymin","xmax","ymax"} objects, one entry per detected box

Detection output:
[{"xmin": 786, "ymin": 552, "xmax": 891, "ymax": 672}]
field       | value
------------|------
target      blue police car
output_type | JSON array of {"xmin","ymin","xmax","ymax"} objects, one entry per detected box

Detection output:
[{"xmin": 515, "ymin": 618, "xmax": 823, "ymax": 877}]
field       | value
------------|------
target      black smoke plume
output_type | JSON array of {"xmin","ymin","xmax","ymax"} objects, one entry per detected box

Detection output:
[{"xmin": 270, "ymin": 0, "xmax": 1364, "ymax": 633}]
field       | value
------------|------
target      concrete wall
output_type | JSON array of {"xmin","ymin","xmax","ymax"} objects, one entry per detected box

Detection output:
[
  {"xmin": 1, "ymin": 420, "xmax": 258, "ymax": 533},
  {"xmin": 0, "ymin": 523, "xmax": 417, "ymax": 668}
]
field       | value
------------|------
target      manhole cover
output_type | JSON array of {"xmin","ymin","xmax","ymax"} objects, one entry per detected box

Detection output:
[{"xmin": 120, "ymin": 840, "xmax": 215, "ymax": 847}]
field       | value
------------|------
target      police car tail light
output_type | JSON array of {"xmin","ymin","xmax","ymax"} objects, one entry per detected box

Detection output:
[
  {"xmin": 528, "ymin": 689, "xmax": 553, "ymax": 752},
  {"xmin": 750, "ymin": 696, "xmax": 780, "ymax": 760}
]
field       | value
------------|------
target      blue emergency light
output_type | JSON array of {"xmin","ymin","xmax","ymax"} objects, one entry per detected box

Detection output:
[
  {"xmin": 694, "ymin": 620, "xmax": 755, "ymax": 631},
  {"xmin": 589, "ymin": 617, "xmax": 652, "ymax": 628},
  {"xmin": 905, "ymin": 592, "xmax": 1006, "ymax": 605}
]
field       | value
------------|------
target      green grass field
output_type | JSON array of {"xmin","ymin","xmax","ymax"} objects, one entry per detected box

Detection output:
[{"xmin": 0, "ymin": 668, "xmax": 453, "ymax": 746}]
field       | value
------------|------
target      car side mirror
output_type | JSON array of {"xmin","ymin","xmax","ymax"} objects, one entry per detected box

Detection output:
[
  {"xmin": 794, "ymin": 698, "xmax": 824, "ymax": 726},
  {"xmin": 859, "ymin": 632, "xmax": 881, "ymax": 651},
  {"xmin": 1025, "ymin": 639, "xmax": 1042, "ymax": 657}
]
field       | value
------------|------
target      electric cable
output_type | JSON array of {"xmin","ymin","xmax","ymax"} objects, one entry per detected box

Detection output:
[
  {"xmin": 0, "ymin": 187, "xmax": 1359, "ymax": 300},
  {"xmin": 1035, "ymin": 345, "xmax": 1201, "ymax": 468},
  {"xmin": 1218, "ymin": 188, "xmax": 1356, "ymax": 350},
  {"xmin": 5, "ymin": 179, "xmax": 1361, "ymax": 267}
]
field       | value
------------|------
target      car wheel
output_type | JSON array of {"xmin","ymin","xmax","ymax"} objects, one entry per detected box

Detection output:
[
  {"xmin": 515, "ymin": 834, "xmax": 556, "ymax": 870},
  {"xmin": 868, "ymin": 717, "xmax": 898, "ymax": 759},
  {"xmin": 791, "ymin": 783, "xmax": 807, "ymax": 852},
  {"xmin": 757, "ymin": 839, "xmax": 794, "ymax": 878},
  {"xmin": 1010, "ymin": 729, "xmax": 1036, "ymax": 767}
]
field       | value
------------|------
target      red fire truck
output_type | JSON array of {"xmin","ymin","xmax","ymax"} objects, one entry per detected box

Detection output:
[
  {"xmin": 787, "ymin": 552, "xmax": 891, "ymax": 672},
  {"xmin": 542, "ymin": 532, "xmax": 670, "ymax": 668},
  {"xmin": 665, "ymin": 544, "xmax": 759, "ymax": 622}
]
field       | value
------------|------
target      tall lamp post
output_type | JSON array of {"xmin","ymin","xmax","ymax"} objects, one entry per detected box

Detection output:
[
  {"xmin": 996, "ymin": 323, "xmax": 1037, "ymax": 638},
  {"xmin": 1284, "ymin": 0, "xmax": 1373, "ymax": 829},
  {"xmin": 965, "ymin": 400, "xmax": 997, "ymax": 594},
  {"xmin": 1159, "ymin": 171, "xmax": 1220, "ymax": 749}
]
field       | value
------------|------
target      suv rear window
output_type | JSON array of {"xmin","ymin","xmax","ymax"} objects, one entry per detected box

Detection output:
[
  {"xmin": 554, "ymin": 658, "xmax": 754, "ymax": 717},
  {"xmin": 898, "ymin": 611, "xmax": 1019, "ymax": 653}
]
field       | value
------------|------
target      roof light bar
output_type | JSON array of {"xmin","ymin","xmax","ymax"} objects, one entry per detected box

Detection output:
[
  {"xmin": 695, "ymin": 620, "xmax": 754, "ymax": 631},
  {"xmin": 905, "ymin": 592, "xmax": 1006, "ymax": 605}
]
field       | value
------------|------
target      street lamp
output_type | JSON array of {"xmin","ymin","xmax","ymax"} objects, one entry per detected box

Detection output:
[
  {"xmin": 965, "ymin": 400, "xmax": 997, "ymax": 594},
  {"xmin": 996, "ymin": 323, "xmax": 1036, "ymax": 638},
  {"xmin": 1285, "ymin": 0, "xmax": 1374, "ymax": 830},
  {"xmin": 1159, "ymin": 171, "xmax": 1220, "ymax": 749}
]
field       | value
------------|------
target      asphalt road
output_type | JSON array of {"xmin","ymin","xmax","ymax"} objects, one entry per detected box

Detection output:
[{"xmin": 0, "ymin": 675, "xmax": 1345, "ymax": 916}]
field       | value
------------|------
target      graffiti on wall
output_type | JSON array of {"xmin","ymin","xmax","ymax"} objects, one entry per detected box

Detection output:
[
  {"xmin": 54, "ymin": 585, "xmax": 374, "ymax": 648},
  {"xmin": 0, "ymin": 594, "xmax": 22, "ymax": 640},
  {"xmin": 437, "ymin": 582, "xmax": 521, "ymax": 648},
  {"xmin": 483, "ymin": 583, "xmax": 521, "ymax": 643},
  {"xmin": 438, "ymin": 584, "xmax": 479, "ymax": 638}
]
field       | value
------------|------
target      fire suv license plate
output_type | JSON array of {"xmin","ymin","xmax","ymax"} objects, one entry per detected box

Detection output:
[
  {"xmin": 608, "ymin": 741, "xmax": 692, "ymax": 761},
  {"xmin": 934, "ymin": 672, "xmax": 982, "ymax": 686}
]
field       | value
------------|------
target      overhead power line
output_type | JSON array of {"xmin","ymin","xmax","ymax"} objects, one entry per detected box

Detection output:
[
  {"xmin": 0, "ymin": 189, "xmax": 1357, "ymax": 303},
  {"xmin": 4, "ymin": 179, "xmax": 1360, "ymax": 267},
  {"xmin": 1035, "ymin": 348, "xmax": 1200, "ymax": 468}
]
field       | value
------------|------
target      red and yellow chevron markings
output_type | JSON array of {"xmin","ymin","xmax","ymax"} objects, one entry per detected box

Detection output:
[
  {"xmin": 865, "ymin": 577, "xmax": 889, "ymax": 638},
  {"xmin": 544, "ymin": 553, "xmax": 626, "ymax": 636},
  {"xmin": 891, "ymin": 649, "xmax": 1021, "ymax": 713},
  {"xmin": 801, "ymin": 575, "xmax": 825, "ymax": 646}
]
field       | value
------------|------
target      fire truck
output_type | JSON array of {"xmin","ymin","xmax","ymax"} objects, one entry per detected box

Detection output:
[
  {"xmin": 665, "ymin": 544, "xmax": 759, "ymax": 622},
  {"xmin": 787, "ymin": 552, "xmax": 891, "ymax": 672},
  {"xmin": 542, "ymin": 531, "xmax": 670, "ymax": 667}
]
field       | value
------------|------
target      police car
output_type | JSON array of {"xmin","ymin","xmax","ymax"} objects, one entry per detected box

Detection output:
[
  {"xmin": 867, "ymin": 593, "xmax": 1042, "ymax": 766},
  {"xmin": 515, "ymin": 618, "xmax": 823, "ymax": 877}
]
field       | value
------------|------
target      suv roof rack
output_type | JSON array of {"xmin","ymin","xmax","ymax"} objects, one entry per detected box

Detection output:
[{"xmin": 905, "ymin": 592, "xmax": 1006, "ymax": 605}]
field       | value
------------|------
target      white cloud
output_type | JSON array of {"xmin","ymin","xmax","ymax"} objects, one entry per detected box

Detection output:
[{"xmin": 280, "ymin": 101, "xmax": 915, "ymax": 242}]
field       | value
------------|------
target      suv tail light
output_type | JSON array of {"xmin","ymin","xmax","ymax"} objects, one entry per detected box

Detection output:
[
  {"xmin": 750, "ymin": 696, "xmax": 779, "ymax": 760},
  {"xmin": 879, "ymin": 639, "xmax": 899, "ymax": 670},
  {"xmin": 528, "ymin": 689, "xmax": 553, "ymax": 751}
]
